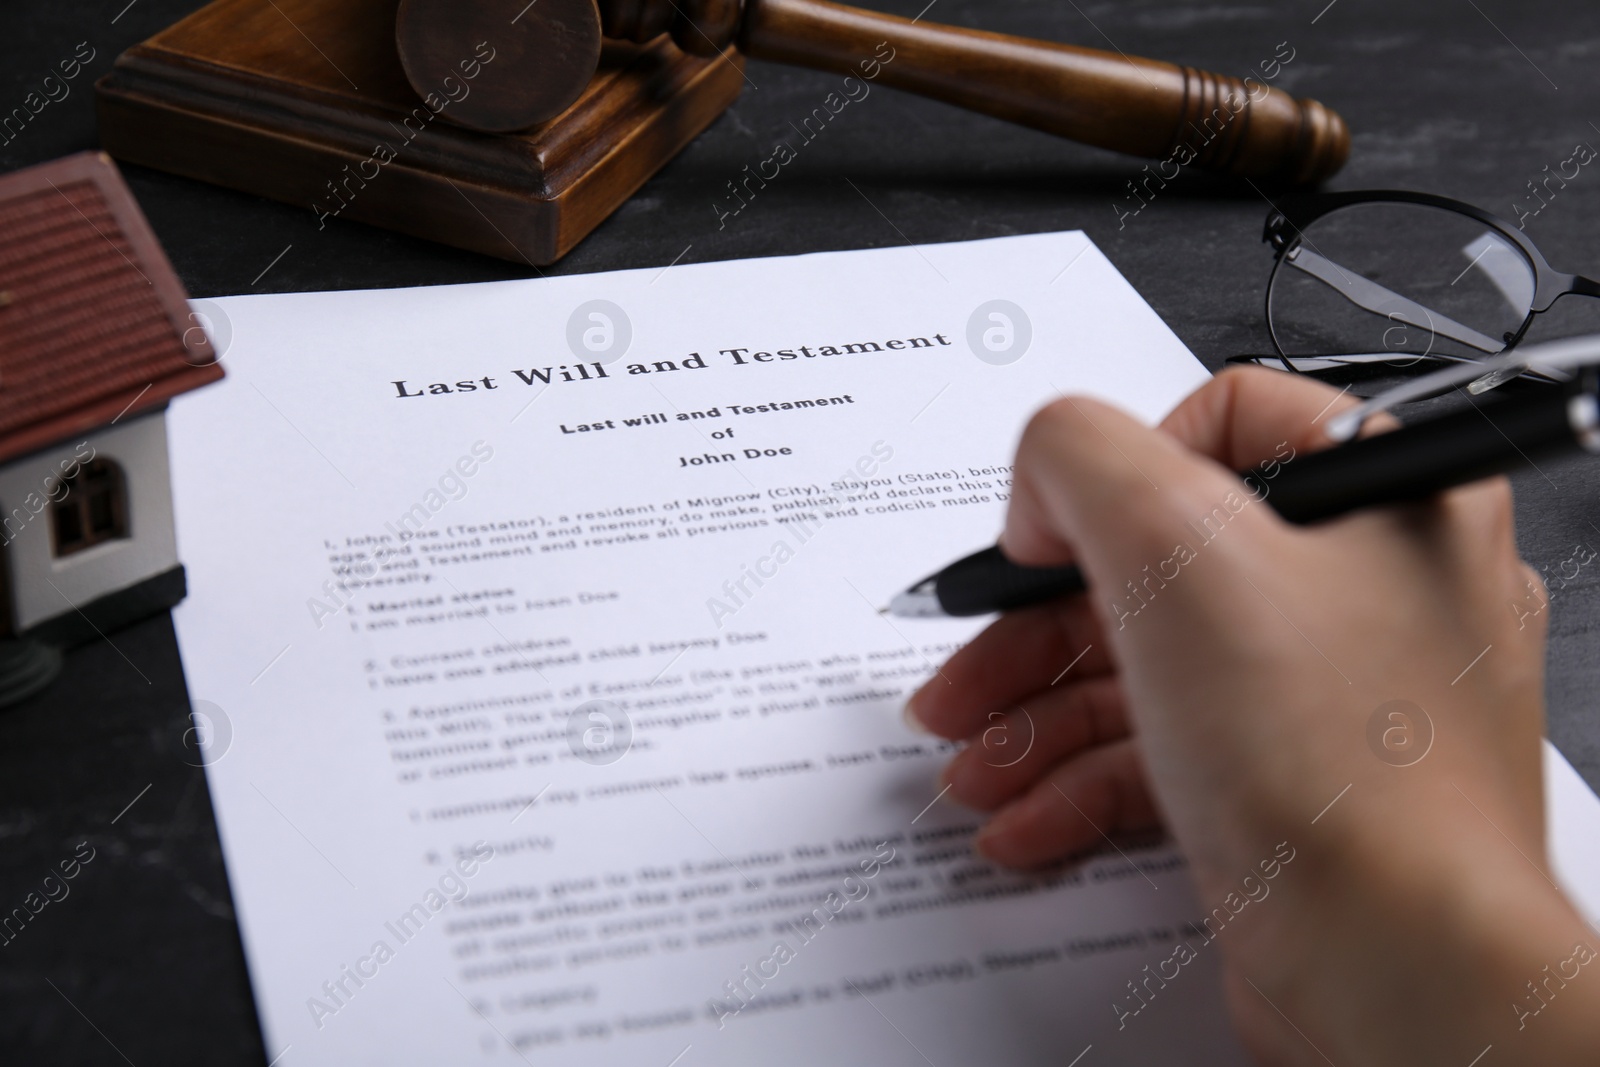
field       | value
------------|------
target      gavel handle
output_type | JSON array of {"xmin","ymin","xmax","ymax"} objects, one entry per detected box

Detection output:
[{"xmin": 731, "ymin": 0, "xmax": 1347, "ymax": 184}]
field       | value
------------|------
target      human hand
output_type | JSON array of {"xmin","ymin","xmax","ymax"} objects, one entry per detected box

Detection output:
[{"xmin": 904, "ymin": 368, "xmax": 1599, "ymax": 1064}]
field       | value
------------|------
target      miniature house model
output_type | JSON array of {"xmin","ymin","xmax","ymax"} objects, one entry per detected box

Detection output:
[{"xmin": 0, "ymin": 152, "xmax": 223, "ymax": 701}]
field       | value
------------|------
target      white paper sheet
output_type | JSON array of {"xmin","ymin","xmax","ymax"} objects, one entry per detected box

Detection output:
[
  {"xmin": 167, "ymin": 233, "xmax": 1600, "ymax": 1066},
  {"xmin": 1547, "ymin": 742, "xmax": 1600, "ymax": 928}
]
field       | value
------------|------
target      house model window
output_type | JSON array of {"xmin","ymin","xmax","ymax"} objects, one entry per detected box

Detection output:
[{"xmin": 51, "ymin": 460, "xmax": 129, "ymax": 556}]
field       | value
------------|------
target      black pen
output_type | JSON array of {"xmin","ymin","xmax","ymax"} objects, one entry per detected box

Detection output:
[{"xmin": 886, "ymin": 368, "xmax": 1600, "ymax": 618}]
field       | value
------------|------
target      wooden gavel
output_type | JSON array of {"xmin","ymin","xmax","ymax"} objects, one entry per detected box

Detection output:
[{"xmin": 394, "ymin": 0, "xmax": 1349, "ymax": 184}]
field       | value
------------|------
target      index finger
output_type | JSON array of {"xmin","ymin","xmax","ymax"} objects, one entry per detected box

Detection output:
[{"xmin": 905, "ymin": 597, "xmax": 1113, "ymax": 740}]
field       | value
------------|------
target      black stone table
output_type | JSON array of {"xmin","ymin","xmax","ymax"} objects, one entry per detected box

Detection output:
[{"xmin": 3, "ymin": 0, "xmax": 1598, "ymax": 1060}]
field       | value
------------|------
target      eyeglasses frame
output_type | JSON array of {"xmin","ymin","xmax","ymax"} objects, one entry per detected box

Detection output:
[{"xmin": 1259, "ymin": 189, "xmax": 1600, "ymax": 367}]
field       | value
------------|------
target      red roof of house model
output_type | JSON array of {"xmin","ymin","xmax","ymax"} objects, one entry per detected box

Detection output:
[{"xmin": 0, "ymin": 152, "xmax": 224, "ymax": 466}]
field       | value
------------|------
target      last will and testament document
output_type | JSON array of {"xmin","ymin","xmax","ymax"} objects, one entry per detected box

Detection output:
[{"xmin": 168, "ymin": 234, "xmax": 1600, "ymax": 1066}]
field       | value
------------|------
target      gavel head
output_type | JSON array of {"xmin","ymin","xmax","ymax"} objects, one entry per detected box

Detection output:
[{"xmin": 396, "ymin": 0, "xmax": 735, "ymax": 133}]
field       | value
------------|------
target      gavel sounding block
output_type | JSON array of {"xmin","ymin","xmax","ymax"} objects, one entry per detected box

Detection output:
[{"xmin": 94, "ymin": 0, "xmax": 744, "ymax": 264}]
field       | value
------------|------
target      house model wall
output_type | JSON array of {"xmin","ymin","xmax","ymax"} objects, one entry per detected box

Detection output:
[{"xmin": 0, "ymin": 411, "xmax": 181, "ymax": 640}]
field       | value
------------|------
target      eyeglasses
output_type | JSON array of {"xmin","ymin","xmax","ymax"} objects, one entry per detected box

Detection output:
[{"xmin": 1227, "ymin": 189, "xmax": 1600, "ymax": 398}]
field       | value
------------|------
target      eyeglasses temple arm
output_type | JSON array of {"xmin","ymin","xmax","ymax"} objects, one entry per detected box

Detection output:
[{"xmin": 1569, "ymin": 275, "xmax": 1600, "ymax": 299}]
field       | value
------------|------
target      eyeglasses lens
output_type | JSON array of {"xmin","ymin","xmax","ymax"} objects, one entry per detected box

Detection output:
[{"xmin": 1267, "ymin": 202, "xmax": 1537, "ymax": 371}]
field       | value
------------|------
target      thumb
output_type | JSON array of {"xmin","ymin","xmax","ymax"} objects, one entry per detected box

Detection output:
[{"xmin": 1000, "ymin": 395, "xmax": 1253, "ymax": 588}]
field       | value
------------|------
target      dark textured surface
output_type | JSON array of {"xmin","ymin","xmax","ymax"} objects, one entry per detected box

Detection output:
[{"xmin": 2, "ymin": 0, "xmax": 1598, "ymax": 1062}]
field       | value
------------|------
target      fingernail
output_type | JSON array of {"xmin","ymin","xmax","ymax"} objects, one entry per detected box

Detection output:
[
  {"xmin": 902, "ymin": 696, "xmax": 932, "ymax": 735},
  {"xmin": 973, "ymin": 822, "xmax": 1007, "ymax": 862},
  {"xmin": 934, "ymin": 758, "xmax": 972, "ymax": 809},
  {"xmin": 973, "ymin": 804, "xmax": 1022, "ymax": 862}
]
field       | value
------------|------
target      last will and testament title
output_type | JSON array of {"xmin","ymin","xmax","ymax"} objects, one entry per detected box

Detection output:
[{"xmin": 388, "ymin": 332, "xmax": 955, "ymax": 402}]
